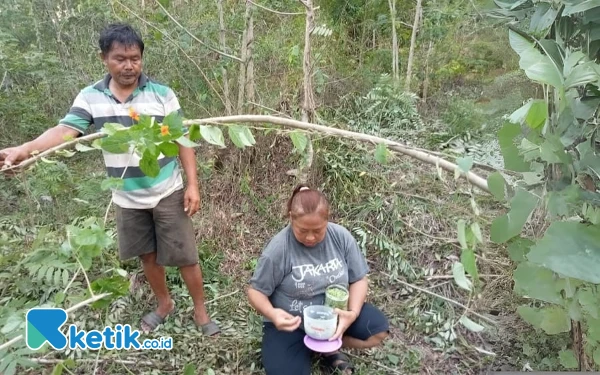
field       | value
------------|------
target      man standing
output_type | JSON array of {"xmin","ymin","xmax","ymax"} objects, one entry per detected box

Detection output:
[{"xmin": 0, "ymin": 23, "xmax": 220, "ymax": 336}]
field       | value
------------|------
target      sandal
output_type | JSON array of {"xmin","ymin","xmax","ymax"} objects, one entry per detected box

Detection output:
[
  {"xmin": 141, "ymin": 306, "xmax": 175, "ymax": 332},
  {"xmin": 196, "ymin": 320, "xmax": 221, "ymax": 336},
  {"xmin": 322, "ymin": 352, "xmax": 355, "ymax": 374}
]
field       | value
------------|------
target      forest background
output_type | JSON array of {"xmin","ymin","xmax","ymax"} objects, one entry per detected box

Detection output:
[{"xmin": 2, "ymin": 0, "xmax": 600, "ymax": 374}]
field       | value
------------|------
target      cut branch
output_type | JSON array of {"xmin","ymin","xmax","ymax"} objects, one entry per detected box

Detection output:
[
  {"xmin": 2, "ymin": 131, "xmax": 105, "ymax": 172},
  {"xmin": 381, "ymin": 272, "xmax": 496, "ymax": 325},
  {"xmin": 183, "ymin": 115, "xmax": 491, "ymax": 192},
  {"xmin": 155, "ymin": 0, "xmax": 242, "ymax": 62},
  {"xmin": 0, "ymin": 293, "xmax": 111, "ymax": 351},
  {"xmin": 248, "ymin": 0, "xmax": 304, "ymax": 15},
  {"xmin": 3, "ymin": 115, "xmax": 490, "ymax": 193},
  {"xmin": 31, "ymin": 358, "xmax": 156, "ymax": 366}
]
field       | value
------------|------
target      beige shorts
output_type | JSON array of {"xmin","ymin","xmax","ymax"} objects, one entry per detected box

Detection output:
[{"xmin": 115, "ymin": 188, "xmax": 199, "ymax": 267}]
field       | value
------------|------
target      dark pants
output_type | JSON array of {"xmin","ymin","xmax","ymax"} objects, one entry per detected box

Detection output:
[
  {"xmin": 115, "ymin": 188, "xmax": 199, "ymax": 267},
  {"xmin": 261, "ymin": 303, "xmax": 389, "ymax": 375}
]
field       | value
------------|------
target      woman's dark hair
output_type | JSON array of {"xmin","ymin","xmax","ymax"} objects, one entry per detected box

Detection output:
[
  {"xmin": 99, "ymin": 23, "xmax": 145, "ymax": 56},
  {"xmin": 287, "ymin": 184, "xmax": 330, "ymax": 220}
]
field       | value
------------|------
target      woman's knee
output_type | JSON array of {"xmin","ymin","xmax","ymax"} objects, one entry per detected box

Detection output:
[{"xmin": 363, "ymin": 330, "xmax": 389, "ymax": 348}]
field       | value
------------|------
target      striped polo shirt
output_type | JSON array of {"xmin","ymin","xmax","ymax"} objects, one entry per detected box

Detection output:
[{"xmin": 59, "ymin": 73, "xmax": 185, "ymax": 209}]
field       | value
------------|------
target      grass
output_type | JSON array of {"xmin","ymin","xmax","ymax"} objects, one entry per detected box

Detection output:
[
  {"xmin": 0, "ymin": 67, "xmax": 559, "ymax": 373},
  {"xmin": 0, "ymin": 134, "xmax": 542, "ymax": 375}
]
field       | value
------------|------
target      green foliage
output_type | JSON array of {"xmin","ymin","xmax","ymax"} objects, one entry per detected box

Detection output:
[
  {"xmin": 336, "ymin": 74, "xmax": 424, "ymax": 142},
  {"xmin": 466, "ymin": 0, "xmax": 600, "ymax": 369},
  {"xmin": 0, "ymin": 214, "xmax": 129, "ymax": 372}
]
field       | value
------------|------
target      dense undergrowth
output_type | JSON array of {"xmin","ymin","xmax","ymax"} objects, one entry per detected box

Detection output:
[{"xmin": 0, "ymin": 0, "xmax": 585, "ymax": 374}]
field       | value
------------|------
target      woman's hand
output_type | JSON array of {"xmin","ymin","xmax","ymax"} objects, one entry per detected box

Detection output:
[
  {"xmin": 328, "ymin": 309, "xmax": 358, "ymax": 341},
  {"xmin": 271, "ymin": 308, "xmax": 302, "ymax": 332}
]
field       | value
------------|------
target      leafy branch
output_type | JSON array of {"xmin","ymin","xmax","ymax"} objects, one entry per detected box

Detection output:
[{"xmin": 2, "ymin": 114, "xmax": 491, "ymax": 193}]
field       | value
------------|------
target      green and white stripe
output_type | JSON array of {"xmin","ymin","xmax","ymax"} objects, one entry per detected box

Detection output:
[{"xmin": 59, "ymin": 73, "xmax": 185, "ymax": 209}]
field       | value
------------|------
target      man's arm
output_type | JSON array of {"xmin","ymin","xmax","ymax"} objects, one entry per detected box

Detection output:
[
  {"xmin": 178, "ymin": 144, "xmax": 200, "ymax": 216},
  {"xmin": 0, "ymin": 125, "xmax": 80, "ymax": 168}
]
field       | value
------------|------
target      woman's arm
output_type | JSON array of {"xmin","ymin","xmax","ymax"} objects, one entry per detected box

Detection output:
[
  {"xmin": 247, "ymin": 287, "xmax": 301, "ymax": 331},
  {"xmin": 247, "ymin": 287, "xmax": 277, "ymax": 321},
  {"xmin": 347, "ymin": 276, "xmax": 368, "ymax": 318},
  {"xmin": 329, "ymin": 277, "xmax": 368, "ymax": 341}
]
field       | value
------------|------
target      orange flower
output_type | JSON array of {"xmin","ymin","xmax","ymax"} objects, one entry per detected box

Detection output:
[
  {"xmin": 160, "ymin": 125, "xmax": 170, "ymax": 136},
  {"xmin": 128, "ymin": 107, "xmax": 140, "ymax": 121}
]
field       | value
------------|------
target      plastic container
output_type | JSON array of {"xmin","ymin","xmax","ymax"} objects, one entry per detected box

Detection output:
[
  {"xmin": 325, "ymin": 284, "xmax": 349, "ymax": 310},
  {"xmin": 303, "ymin": 305, "xmax": 337, "ymax": 340}
]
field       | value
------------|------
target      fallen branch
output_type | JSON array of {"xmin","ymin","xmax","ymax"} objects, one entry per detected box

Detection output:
[
  {"xmin": 0, "ymin": 293, "xmax": 111, "ymax": 352},
  {"xmin": 183, "ymin": 115, "xmax": 491, "ymax": 193},
  {"xmin": 397, "ymin": 217, "xmax": 458, "ymax": 242},
  {"xmin": 206, "ymin": 289, "xmax": 239, "ymax": 304},
  {"xmin": 31, "ymin": 358, "xmax": 155, "ymax": 366},
  {"xmin": 345, "ymin": 352, "xmax": 404, "ymax": 374},
  {"xmin": 425, "ymin": 274, "xmax": 503, "ymax": 280},
  {"xmin": 1, "ymin": 131, "xmax": 104, "ymax": 172},
  {"xmin": 248, "ymin": 0, "xmax": 305, "ymax": 15},
  {"xmin": 382, "ymin": 272, "xmax": 496, "ymax": 325},
  {"xmin": 3, "ymin": 115, "xmax": 490, "ymax": 193}
]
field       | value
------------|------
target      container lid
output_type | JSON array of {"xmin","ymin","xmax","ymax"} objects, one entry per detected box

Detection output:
[{"xmin": 303, "ymin": 335, "xmax": 342, "ymax": 353}]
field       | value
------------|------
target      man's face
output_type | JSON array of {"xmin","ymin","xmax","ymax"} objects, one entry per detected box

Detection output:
[{"xmin": 102, "ymin": 42, "xmax": 142, "ymax": 88}]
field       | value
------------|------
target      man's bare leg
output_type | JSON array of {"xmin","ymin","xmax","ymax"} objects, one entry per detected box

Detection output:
[
  {"xmin": 179, "ymin": 263, "xmax": 211, "ymax": 326},
  {"xmin": 140, "ymin": 252, "xmax": 174, "ymax": 331}
]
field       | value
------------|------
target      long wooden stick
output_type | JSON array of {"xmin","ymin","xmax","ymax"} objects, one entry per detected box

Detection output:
[
  {"xmin": 31, "ymin": 358, "xmax": 155, "ymax": 366},
  {"xmin": 0, "ymin": 293, "xmax": 111, "ymax": 351},
  {"xmin": 382, "ymin": 272, "xmax": 496, "ymax": 325},
  {"xmin": 183, "ymin": 115, "xmax": 491, "ymax": 193},
  {"xmin": 2, "ymin": 115, "xmax": 490, "ymax": 193},
  {"xmin": 2, "ymin": 132, "xmax": 104, "ymax": 171},
  {"xmin": 248, "ymin": 0, "xmax": 304, "ymax": 15}
]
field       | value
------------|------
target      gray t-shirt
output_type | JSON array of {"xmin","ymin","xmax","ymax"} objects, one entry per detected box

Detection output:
[{"xmin": 249, "ymin": 222, "xmax": 370, "ymax": 320}]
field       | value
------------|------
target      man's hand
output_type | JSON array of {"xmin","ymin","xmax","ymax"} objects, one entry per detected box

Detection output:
[
  {"xmin": 0, "ymin": 146, "xmax": 30, "ymax": 170},
  {"xmin": 271, "ymin": 308, "xmax": 302, "ymax": 332},
  {"xmin": 184, "ymin": 184, "xmax": 200, "ymax": 217},
  {"xmin": 329, "ymin": 309, "xmax": 358, "ymax": 341}
]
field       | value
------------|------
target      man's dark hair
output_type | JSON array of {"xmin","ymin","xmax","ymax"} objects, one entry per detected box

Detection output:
[{"xmin": 98, "ymin": 23, "xmax": 144, "ymax": 56}]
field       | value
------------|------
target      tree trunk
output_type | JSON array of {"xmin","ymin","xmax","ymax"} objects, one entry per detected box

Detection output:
[
  {"xmin": 246, "ymin": 6, "xmax": 255, "ymax": 113},
  {"xmin": 301, "ymin": 0, "xmax": 315, "ymax": 123},
  {"xmin": 217, "ymin": 0, "xmax": 233, "ymax": 115},
  {"xmin": 237, "ymin": 1, "xmax": 252, "ymax": 114},
  {"xmin": 292, "ymin": 0, "xmax": 316, "ymax": 182},
  {"xmin": 422, "ymin": 40, "xmax": 433, "ymax": 104},
  {"xmin": 373, "ymin": 29, "xmax": 376, "ymax": 49},
  {"xmin": 405, "ymin": 0, "xmax": 422, "ymax": 92},
  {"xmin": 388, "ymin": 0, "xmax": 399, "ymax": 83}
]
